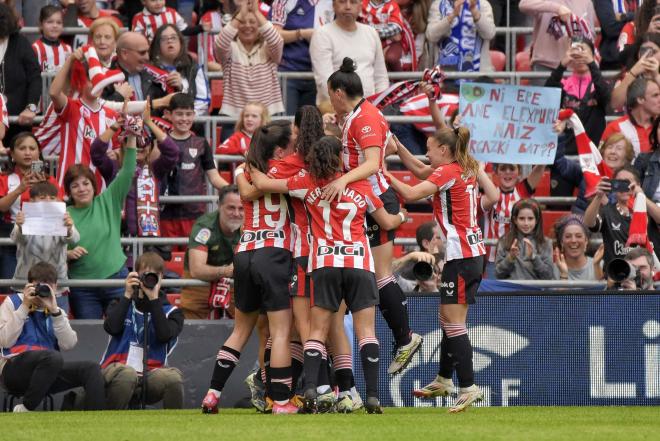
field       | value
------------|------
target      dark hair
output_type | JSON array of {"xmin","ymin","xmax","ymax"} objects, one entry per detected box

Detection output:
[
  {"xmin": 571, "ymin": 35, "xmax": 595, "ymax": 55},
  {"xmin": 614, "ymin": 163, "xmax": 641, "ymax": 184},
  {"xmin": 39, "ymin": 4, "xmax": 63, "ymax": 23},
  {"xmin": 30, "ymin": 182, "xmax": 59, "ymax": 199},
  {"xmin": 63, "ymin": 164, "xmax": 98, "ymax": 198},
  {"xmin": 553, "ymin": 214, "xmax": 589, "ymax": 251},
  {"xmin": 625, "ymin": 33, "xmax": 660, "ymax": 70},
  {"xmin": 28, "ymin": 261, "xmax": 58, "ymax": 285},
  {"xmin": 135, "ymin": 251, "xmax": 165, "ymax": 274},
  {"xmin": 651, "ymin": 116, "xmax": 660, "ymax": 152},
  {"xmin": 7, "ymin": 132, "xmax": 43, "ymax": 174},
  {"xmin": 415, "ymin": 221, "xmax": 437, "ymax": 251},
  {"xmin": 218, "ymin": 184, "xmax": 239, "ymax": 204},
  {"xmin": 0, "ymin": 4, "xmax": 19, "ymax": 38},
  {"xmin": 430, "ymin": 127, "xmax": 479, "ymax": 178},
  {"xmin": 308, "ymin": 136, "xmax": 342, "ymax": 181},
  {"xmin": 246, "ymin": 121, "xmax": 292, "ymax": 173},
  {"xmin": 327, "ymin": 57, "xmax": 364, "ymax": 98},
  {"xmin": 501, "ymin": 199, "xmax": 547, "ymax": 250},
  {"xmin": 626, "ymin": 77, "xmax": 654, "ymax": 114},
  {"xmin": 294, "ymin": 105, "xmax": 324, "ymax": 168},
  {"xmin": 168, "ymin": 93, "xmax": 195, "ymax": 111},
  {"xmin": 149, "ymin": 24, "xmax": 192, "ymax": 71},
  {"xmin": 635, "ymin": 3, "xmax": 660, "ymax": 40}
]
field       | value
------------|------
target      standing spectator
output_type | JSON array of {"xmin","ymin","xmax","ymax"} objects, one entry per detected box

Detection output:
[
  {"xmin": 64, "ymin": 116, "xmax": 137, "ymax": 319},
  {"xmin": 396, "ymin": 0, "xmax": 431, "ymax": 68},
  {"xmin": 552, "ymin": 214, "xmax": 604, "ymax": 281},
  {"xmin": 489, "ymin": 0, "xmax": 529, "ymax": 53},
  {"xmin": 593, "ymin": 0, "xmax": 639, "ymax": 70},
  {"xmin": 519, "ymin": 0, "xmax": 596, "ymax": 80},
  {"xmin": 216, "ymin": 0, "xmax": 284, "ymax": 118},
  {"xmin": 149, "ymin": 24, "xmax": 210, "ymax": 116},
  {"xmin": 160, "ymin": 93, "xmax": 228, "ymax": 244},
  {"xmin": 426, "ymin": 0, "xmax": 496, "ymax": 72},
  {"xmin": 310, "ymin": 0, "xmax": 389, "ymax": 105},
  {"xmin": 270, "ymin": 0, "xmax": 333, "ymax": 114},
  {"xmin": 181, "ymin": 185, "xmax": 243, "ymax": 319},
  {"xmin": 65, "ymin": 0, "xmax": 123, "ymax": 50},
  {"xmin": 216, "ymin": 102, "xmax": 269, "ymax": 155},
  {"xmin": 619, "ymin": 1, "xmax": 660, "ymax": 53},
  {"xmin": 90, "ymin": 17, "xmax": 121, "ymax": 67},
  {"xmin": 611, "ymin": 33, "xmax": 660, "ymax": 111},
  {"xmin": 32, "ymin": 5, "xmax": 72, "ymax": 73},
  {"xmin": 494, "ymin": 199, "xmax": 554, "ymax": 280},
  {"xmin": 101, "ymin": 252, "xmax": 184, "ymax": 409},
  {"xmin": 602, "ymin": 77, "xmax": 660, "ymax": 156},
  {"xmin": 0, "ymin": 262, "xmax": 105, "ymax": 412},
  {"xmin": 132, "ymin": 0, "xmax": 209, "ymax": 43},
  {"xmin": 0, "ymin": 4, "xmax": 41, "ymax": 143}
]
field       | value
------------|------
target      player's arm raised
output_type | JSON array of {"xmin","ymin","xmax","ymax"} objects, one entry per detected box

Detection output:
[
  {"xmin": 394, "ymin": 136, "xmax": 434, "ymax": 180},
  {"xmin": 478, "ymin": 167, "xmax": 500, "ymax": 212},
  {"xmin": 387, "ymin": 172, "xmax": 437, "ymax": 202}
]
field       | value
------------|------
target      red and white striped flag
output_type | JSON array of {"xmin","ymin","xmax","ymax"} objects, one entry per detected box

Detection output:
[{"xmin": 627, "ymin": 191, "xmax": 654, "ymax": 253}]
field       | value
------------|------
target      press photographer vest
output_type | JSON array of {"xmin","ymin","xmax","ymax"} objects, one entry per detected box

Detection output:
[{"xmin": 0, "ymin": 295, "xmax": 58, "ymax": 357}]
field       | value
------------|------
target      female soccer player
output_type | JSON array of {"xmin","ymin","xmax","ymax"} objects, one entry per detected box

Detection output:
[
  {"xmin": 201, "ymin": 122, "xmax": 297, "ymax": 415},
  {"xmin": 387, "ymin": 126, "xmax": 499, "ymax": 413},
  {"xmin": 321, "ymin": 57, "xmax": 422, "ymax": 375},
  {"xmin": 251, "ymin": 135, "xmax": 406, "ymax": 414}
]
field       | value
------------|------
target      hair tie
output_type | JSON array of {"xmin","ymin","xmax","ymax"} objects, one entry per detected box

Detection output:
[{"xmin": 453, "ymin": 126, "xmax": 460, "ymax": 135}]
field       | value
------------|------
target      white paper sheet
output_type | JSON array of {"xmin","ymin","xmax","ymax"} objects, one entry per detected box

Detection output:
[{"xmin": 22, "ymin": 201, "xmax": 67, "ymax": 236}]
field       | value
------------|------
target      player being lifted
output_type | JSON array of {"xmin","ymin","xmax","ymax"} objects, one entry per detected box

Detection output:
[
  {"xmin": 251, "ymin": 135, "xmax": 406, "ymax": 413},
  {"xmin": 387, "ymin": 127, "xmax": 499, "ymax": 413}
]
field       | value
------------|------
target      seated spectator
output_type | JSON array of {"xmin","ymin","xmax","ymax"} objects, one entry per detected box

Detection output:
[
  {"xmin": 216, "ymin": 102, "xmax": 269, "ymax": 156},
  {"xmin": 32, "ymin": 5, "xmax": 72, "ymax": 73},
  {"xmin": 396, "ymin": 0, "xmax": 432, "ymax": 68},
  {"xmin": 583, "ymin": 166, "xmax": 660, "ymax": 269},
  {"xmin": 310, "ymin": 0, "xmax": 388, "ymax": 105},
  {"xmin": 216, "ymin": 0, "xmax": 284, "ymax": 118},
  {"xmin": 132, "ymin": 0, "xmax": 209, "ymax": 43},
  {"xmin": 605, "ymin": 246, "xmax": 654, "ymax": 290},
  {"xmin": 618, "ymin": 3, "xmax": 660, "ymax": 65},
  {"xmin": 611, "ymin": 33, "xmax": 660, "ymax": 111},
  {"xmin": 593, "ymin": 0, "xmax": 638, "ymax": 70},
  {"xmin": 0, "ymin": 262, "xmax": 105, "ymax": 412},
  {"xmin": 180, "ymin": 185, "xmax": 243, "ymax": 319},
  {"xmin": 65, "ymin": 0, "xmax": 123, "ymax": 50},
  {"xmin": 64, "ymin": 118, "xmax": 138, "ymax": 319},
  {"xmin": 494, "ymin": 199, "xmax": 554, "ymax": 280},
  {"xmin": 602, "ymin": 77, "xmax": 660, "ymax": 156},
  {"xmin": 101, "ymin": 252, "xmax": 184, "ymax": 409},
  {"xmin": 519, "ymin": 0, "xmax": 596, "ymax": 83},
  {"xmin": 552, "ymin": 214, "xmax": 603, "ymax": 281},
  {"xmin": 149, "ymin": 24, "xmax": 210, "ymax": 116},
  {"xmin": 11, "ymin": 182, "xmax": 79, "ymax": 311},
  {"xmin": 545, "ymin": 37, "xmax": 610, "ymax": 156},
  {"xmin": 160, "ymin": 93, "xmax": 228, "ymax": 244},
  {"xmin": 0, "ymin": 4, "xmax": 41, "ymax": 142},
  {"xmin": 426, "ymin": 0, "xmax": 496, "ymax": 72}
]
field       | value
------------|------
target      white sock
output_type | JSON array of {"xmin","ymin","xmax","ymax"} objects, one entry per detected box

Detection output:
[
  {"xmin": 317, "ymin": 385, "xmax": 331, "ymax": 394},
  {"xmin": 209, "ymin": 388, "xmax": 221, "ymax": 399},
  {"xmin": 350, "ymin": 386, "xmax": 360, "ymax": 398},
  {"xmin": 338, "ymin": 391, "xmax": 351, "ymax": 399},
  {"xmin": 13, "ymin": 404, "xmax": 30, "ymax": 412}
]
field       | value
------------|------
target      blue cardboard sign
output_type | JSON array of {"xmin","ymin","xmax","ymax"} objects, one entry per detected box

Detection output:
[{"xmin": 458, "ymin": 83, "xmax": 561, "ymax": 164}]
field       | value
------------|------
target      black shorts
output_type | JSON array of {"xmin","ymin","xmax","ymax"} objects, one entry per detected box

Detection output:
[
  {"xmin": 310, "ymin": 267, "xmax": 379, "ymax": 313},
  {"xmin": 440, "ymin": 256, "xmax": 483, "ymax": 305},
  {"xmin": 233, "ymin": 247, "xmax": 293, "ymax": 313},
  {"xmin": 289, "ymin": 256, "xmax": 311, "ymax": 298},
  {"xmin": 366, "ymin": 187, "xmax": 400, "ymax": 248}
]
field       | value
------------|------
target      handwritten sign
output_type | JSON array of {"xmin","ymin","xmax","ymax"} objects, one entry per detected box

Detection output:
[
  {"xmin": 22, "ymin": 202, "xmax": 67, "ymax": 236},
  {"xmin": 458, "ymin": 83, "xmax": 561, "ymax": 164}
]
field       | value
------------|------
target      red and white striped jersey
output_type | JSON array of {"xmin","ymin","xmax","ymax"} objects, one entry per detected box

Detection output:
[
  {"xmin": 32, "ymin": 38, "xmax": 72, "ymax": 72},
  {"xmin": 481, "ymin": 181, "xmax": 532, "ymax": 263},
  {"xmin": 0, "ymin": 94, "xmax": 7, "ymax": 129},
  {"xmin": 200, "ymin": 11, "xmax": 224, "ymax": 66},
  {"xmin": 54, "ymin": 98, "xmax": 118, "ymax": 190},
  {"xmin": 341, "ymin": 99, "xmax": 390, "ymax": 196},
  {"xmin": 399, "ymin": 92, "xmax": 459, "ymax": 135},
  {"xmin": 216, "ymin": 130, "xmax": 251, "ymax": 155},
  {"xmin": 360, "ymin": 0, "xmax": 417, "ymax": 70},
  {"xmin": 0, "ymin": 173, "xmax": 60, "ymax": 223},
  {"xmin": 132, "ymin": 7, "xmax": 187, "ymax": 42},
  {"xmin": 280, "ymin": 153, "xmax": 310, "ymax": 258},
  {"xmin": 288, "ymin": 172, "xmax": 382, "ymax": 272},
  {"xmin": 237, "ymin": 159, "xmax": 293, "ymax": 253},
  {"xmin": 73, "ymin": 12, "xmax": 123, "ymax": 50},
  {"xmin": 427, "ymin": 162, "xmax": 485, "ymax": 261}
]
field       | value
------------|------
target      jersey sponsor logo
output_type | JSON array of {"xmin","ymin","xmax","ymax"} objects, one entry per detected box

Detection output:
[
  {"xmin": 317, "ymin": 244, "xmax": 365, "ymax": 257},
  {"xmin": 240, "ymin": 229, "xmax": 285, "ymax": 243},
  {"xmin": 614, "ymin": 240, "xmax": 632, "ymax": 256},
  {"xmin": 83, "ymin": 125, "xmax": 97, "ymax": 141},
  {"xmin": 611, "ymin": 222, "xmax": 621, "ymax": 231},
  {"xmin": 466, "ymin": 231, "xmax": 484, "ymax": 246},
  {"xmin": 361, "ymin": 125, "xmax": 372, "ymax": 134},
  {"xmin": 181, "ymin": 162, "xmax": 195, "ymax": 170},
  {"xmin": 367, "ymin": 357, "xmax": 379, "ymax": 362},
  {"xmin": 307, "ymin": 351, "xmax": 320, "ymax": 357},
  {"xmin": 195, "ymin": 228, "xmax": 212, "ymax": 245}
]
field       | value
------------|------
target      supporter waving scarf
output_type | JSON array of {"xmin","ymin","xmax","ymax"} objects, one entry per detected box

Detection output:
[
  {"xmin": 547, "ymin": 13, "xmax": 595, "ymax": 45},
  {"xmin": 627, "ymin": 191, "xmax": 654, "ymax": 253},
  {"xmin": 437, "ymin": 0, "xmax": 481, "ymax": 71},
  {"xmin": 558, "ymin": 109, "xmax": 612, "ymax": 197},
  {"xmin": 369, "ymin": 66, "xmax": 444, "ymax": 110},
  {"xmin": 143, "ymin": 63, "xmax": 176, "ymax": 94}
]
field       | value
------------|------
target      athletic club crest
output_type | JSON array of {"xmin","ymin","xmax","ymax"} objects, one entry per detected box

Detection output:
[{"xmin": 189, "ymin": 148, "xmax": 198, "ymax": 158}]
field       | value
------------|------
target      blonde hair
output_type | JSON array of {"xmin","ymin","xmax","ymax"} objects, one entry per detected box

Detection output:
[
  {"xmin": 599, "ymin": 133, "xmax": 635, "ymax": 164},
  {"xmin": 235, "ymin": 102, "xmax": 270, "ymax": 133},
  {"xmin": 431, "ymin": 127, "xmax": 479, "ymax": 178},
  {"xmin": 89, "ymin": 17, "xmax": 121, "ymax": 40}
]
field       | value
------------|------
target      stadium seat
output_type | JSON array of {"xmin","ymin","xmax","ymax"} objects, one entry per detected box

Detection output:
[
  {"xmin": 167, "ymin": 294, "xmax": 182, "ymax": 307},
  {"xmin": 165, "ymin": 252, "xmax": 186, "ymax": 277},
  {"xmin": 535, "ymin": 171, "xmax": 552, "ymax": 197},
  {"xmin": 396, "ymin": 212, "xmax": 434, "ymax": 238},
  {"xmin": 542, "ymin": 210, "xmax": 569, "ymax": 237},
  {"xmin": 0, "ymin": 295, "xmax": 5, "ymax": 305},
  {"xmin": 516, "ymin": 51, "xmax": 532, "ymax": 85},
  {"xmin": 210, "ymin": 80, "xmax": 224, "ymax": 112},
  {"xmin": 220, "ymin": 171, "xmax": 232, "ymax": 184},
  {"xmin": 490, "ymin": 50, "xmax": 506, "ymax": 72}
]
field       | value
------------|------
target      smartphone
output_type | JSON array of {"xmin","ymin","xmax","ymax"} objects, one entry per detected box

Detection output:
[
  {"xmin": 609, "ymin": 179, "xmax": 631, "ymax": 193},
  {"xmin": 639, "ymin": 46, "xmax": 656, "ymax": 59},
  {"xmin": 30, "ymin": 160, "xmax": 44, "ymax": 174}
]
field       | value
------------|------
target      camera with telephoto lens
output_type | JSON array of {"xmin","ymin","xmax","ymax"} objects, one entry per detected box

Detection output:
[
  {"xmin": 606, "ymin": 258, "xmax": 642, "ymax": 289},
  {"xmin": 140, "ymin": 272, "xmax": 160, "ymax": 290},
  {"xmin": 33, "ymin": 284, "xmax": 51, "ymax": 298},
  {"xmin": 413, "ymin": 261, "xmax": 434, "ymax": 281}
]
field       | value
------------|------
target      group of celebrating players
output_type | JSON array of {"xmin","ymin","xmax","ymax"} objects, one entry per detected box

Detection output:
[{"xmin": 200, "ymin": 57, "xmax": 492, "ymax": 415}]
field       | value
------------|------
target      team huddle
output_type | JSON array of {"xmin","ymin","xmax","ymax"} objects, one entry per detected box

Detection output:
[{"xmin": 200, "ymin": 58, "xmax": 496, "ymax": 415}]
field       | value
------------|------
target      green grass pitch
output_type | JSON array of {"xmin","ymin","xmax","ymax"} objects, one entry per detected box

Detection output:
[{"xmin": 2, "ymin": 407, "xmax": 660, "ymax": 441}]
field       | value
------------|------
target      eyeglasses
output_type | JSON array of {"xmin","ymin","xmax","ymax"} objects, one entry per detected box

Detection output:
[{"xmin": 160, "ymin": 35, "xmax": 178, "ymax": 44}]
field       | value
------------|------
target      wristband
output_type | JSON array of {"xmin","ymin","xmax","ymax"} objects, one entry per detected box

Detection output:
[
  {"xmin": 234, "ymin": 167, "xmax": 245, "ymax": 178},
  {"xmin": 398, "ymin": 212, "xmax": 406, "ymax": 223},
  {"xmin": 51, "ymin": 308, "xmax": 62, "ymax": 317}
]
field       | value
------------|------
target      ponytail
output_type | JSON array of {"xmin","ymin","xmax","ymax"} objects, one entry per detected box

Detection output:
[
  {"xmin": 308, "ymin": 136, "xmax": 342, "ymax": 181},
  {"xmin": 246, "ymin": 121, "xmax": 292, "ymax": 173},
  {"xmin": 431, "ymin": 127, "xmax": 479, "ymax": 178},
  {"xmin": 294, "ymin": 105, "xmax": 324, "ymax": 168}
]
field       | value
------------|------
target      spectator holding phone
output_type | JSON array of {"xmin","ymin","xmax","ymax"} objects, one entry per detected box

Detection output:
[{"xmin": 611, "ymin": 33, "xmax": 660, "ymax": 110}]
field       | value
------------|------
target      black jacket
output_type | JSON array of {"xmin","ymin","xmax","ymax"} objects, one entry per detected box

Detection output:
[
  {"xmin": 104, "ymin": 295, "xmax": 184, "ymax": 344},
  {"xmin": 101, "ymin": 61, "xmax": 166, "ymax": 104},
  {"xmin": 593, "ymin": 0, "xmax": 634, "ymax": 70},
  {"xmin": 1, "ymin": 33, "xmax": 41, "ymax": 116}
]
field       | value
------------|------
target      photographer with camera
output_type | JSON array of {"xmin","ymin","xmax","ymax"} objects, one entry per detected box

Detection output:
[
  {"xmin": 606, "ymin": 248, "xmax": 655, "ymax": 290},
  {"xmin": 101, "ymin": 252, "xmax": 184, "ymax": 409},
  {"xmin": 0, "ymin": 262, "xmax": 105, "ymax": 412},
  {"xmin": 393, "ymin": 222, "xmax": 444, "ymax": 292}
]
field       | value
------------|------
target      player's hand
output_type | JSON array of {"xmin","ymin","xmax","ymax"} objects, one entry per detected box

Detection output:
[
  {"xmin": 67, "ymin": 246, "xmax": 88, "ymax": 261},
  {"xmin": 321, "ymin": 176, "xmax": 346, "ymax": 202},
  {"xmin": 554, "ymin": 247, "xmax": 569, "ymax": 277},
  {"xmin": 509, "ymin": 238, "xmax": 520, "ymax": 260},
  {"xmin": 522, "ymin": 238, "xmax": 535, "ymax": 259},
  {"xmin": 385, "ymin": 135, "xmax": 398, "ymax": 157}
]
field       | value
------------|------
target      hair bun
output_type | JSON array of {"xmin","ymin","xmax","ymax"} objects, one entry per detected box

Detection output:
[{"xmin": 340, "ymin": 57, "xmax": 356, "ymax": 73}]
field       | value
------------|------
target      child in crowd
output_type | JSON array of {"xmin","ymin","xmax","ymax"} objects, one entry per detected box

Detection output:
[
  {"xmin": 216, "ymin": 102, "xmax": 270, "ymax": 156},
  {"xmin": 11, "ymin": 182, "xmax": 79, "ymax": 311},
  {"xmin": 32, "ymin": 5, "xmax": 72, "ymax": 73},
  {"xmin": 132, "ymin": 0, "xmax": 210, "ymax": 43},
  {"xmin": 161, "ymin": 93, "xmax": 228, "ymax": 244},
  {"xmin": 494, "ymin": 199, "xmax": 554, "ymax": 280}
]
